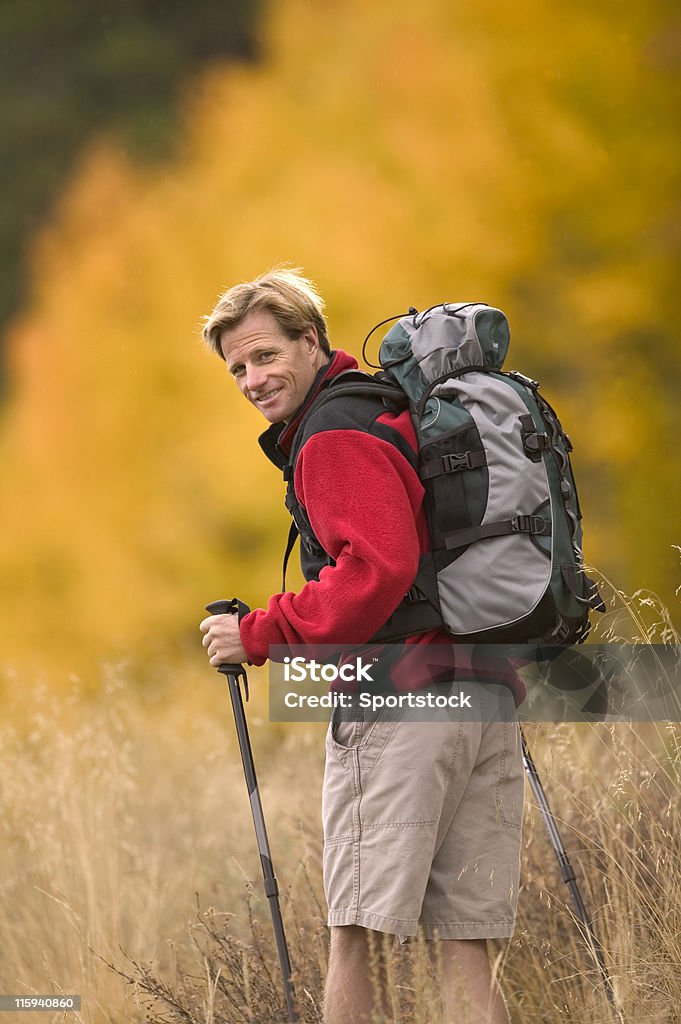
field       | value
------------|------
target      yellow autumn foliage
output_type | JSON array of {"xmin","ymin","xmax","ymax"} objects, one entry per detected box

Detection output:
[{"xmin": 1, "ymin": 0, "xmax": 679, "ymax": 684}]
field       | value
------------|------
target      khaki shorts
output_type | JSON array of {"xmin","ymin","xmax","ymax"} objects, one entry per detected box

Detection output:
[{"xmin": 322, "ymin": 682, "xmax": 523, "ymax": 939}]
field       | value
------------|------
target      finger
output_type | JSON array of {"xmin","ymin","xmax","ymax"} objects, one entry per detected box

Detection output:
[
  {"xmin": 199, "ymin": 617, "xmax": 212, "ymax": 633},
  {"xmin": 202, "ymin": 633, "xmax": 212, "ymax": 649}
]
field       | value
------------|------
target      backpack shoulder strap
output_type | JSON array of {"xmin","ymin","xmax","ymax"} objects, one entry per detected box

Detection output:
[
  {"xmin": 281, "ymin": 519, "xmax": 299, "ymax": 593},
  {"xmin": 288, "ymin": 370, "xmax": 407, "ymax": 465},
  {"xmin": 280, "ymin": 370, "xmax": 409, "ymax": 591},
  {"xmin": 303, "ymin": 370, "xmax": 407, "ymax": 420}
]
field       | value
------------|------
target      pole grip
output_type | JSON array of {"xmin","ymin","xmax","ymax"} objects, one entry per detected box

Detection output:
[
  {"xmin": 205, "ymin": 599, "xmax": 236, "ymax": 616},
  {"xmin": 205, "ymin": 597, "xmax": 251, "ymax": 694}
]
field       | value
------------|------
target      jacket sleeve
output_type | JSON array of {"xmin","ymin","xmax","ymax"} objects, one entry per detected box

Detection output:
[{"xmin": 240, "ymin": 428, "xmax": 425, "ymax": 663}]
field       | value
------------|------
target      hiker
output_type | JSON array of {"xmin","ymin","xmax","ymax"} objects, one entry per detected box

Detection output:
[{"xmin": 199, "ymin": 267, "xmax": 525, "ymax": 1024}]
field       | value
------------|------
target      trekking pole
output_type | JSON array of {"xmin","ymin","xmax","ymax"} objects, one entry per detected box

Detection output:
[
  {"xmin": 205, "ymin": 599, "xmax": 299, "ymax": 1023},
  {"xmin": 521, "ymin": 729, "xmax": 625, "ymax": 1023}
]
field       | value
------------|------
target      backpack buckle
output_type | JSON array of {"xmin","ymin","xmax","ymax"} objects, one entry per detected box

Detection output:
[
  {"xmin": 442, "ymin": 452, "xmax": 473, "ymax": 473},
  {"xmin": 549, "ymin": 617, "xmax": 571, "ymax": 643},
  {"xmin": 508, "ymin": 370, "xmax": 541, "ymax": 390},
  {"xmin": 512, "ymin": 514, "xmax": 547, "ymax": 535},
  {"xmin": 523, "ymin": 431, "xmax": 549, "ymax": 456}
]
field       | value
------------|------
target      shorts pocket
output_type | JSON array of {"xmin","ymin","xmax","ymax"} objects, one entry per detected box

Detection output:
[
  {"xmin": 496, "ymin": 721, "xmax": 523, "ymax": 830},
  {"xmin": 330, "ymin": 719, "xmax": 362, "ymax": 750},
  {"xmin": 327, "ymin": 712, "xmax": 404, "ymax": 772}
]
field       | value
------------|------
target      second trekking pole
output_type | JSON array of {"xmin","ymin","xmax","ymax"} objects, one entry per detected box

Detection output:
[
  {"xmin": 521, "ymin": 729, "xmax": 624, "ymax": 1023},
  {"xmin": 205, "ymin": 598, "xmax": 298, "ymax": 1023}
]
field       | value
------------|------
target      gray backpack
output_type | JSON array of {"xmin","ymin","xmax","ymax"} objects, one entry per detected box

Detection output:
[{"xmin": 367, "ymin": 302, "xmax": 605, "ymax": 644}]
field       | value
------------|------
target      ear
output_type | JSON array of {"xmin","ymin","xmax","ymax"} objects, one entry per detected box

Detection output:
[{"xmin": 301, "ymin": 324, "xmax": 320, "ymax": 356}]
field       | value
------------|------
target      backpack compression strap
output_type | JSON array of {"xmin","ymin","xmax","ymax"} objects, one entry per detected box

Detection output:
[{"xmin": 444, "ymin": 514, "xmax": 552, "ymax": 551}]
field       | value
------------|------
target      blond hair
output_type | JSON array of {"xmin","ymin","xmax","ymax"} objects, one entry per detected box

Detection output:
[{"xmin": 202, "ymin": 266, "xmax": 331, "ymax": 359}]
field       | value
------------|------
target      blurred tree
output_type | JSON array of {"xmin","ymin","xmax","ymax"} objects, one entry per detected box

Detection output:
[
  {"xmin": 0, "ymin": 0, "xmax": 678, "ymax": 683},
  {"xmin": 0, "ymin": 0, "xmax": 261, "ymax": 391}
]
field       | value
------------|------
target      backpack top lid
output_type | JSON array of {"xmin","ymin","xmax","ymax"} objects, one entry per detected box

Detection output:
[{"xmin": 379, "ymin": 303, "xmax": 510, "ymax": 398}]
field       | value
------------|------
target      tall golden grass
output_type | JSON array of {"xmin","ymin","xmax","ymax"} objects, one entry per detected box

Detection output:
[{"xmin": 1, "ymin": 583, "xmax": 679, "ymax": 1023}]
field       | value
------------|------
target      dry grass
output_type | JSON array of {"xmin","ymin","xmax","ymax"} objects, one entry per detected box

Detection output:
[{"xmin": 1, "ymin": 583, "xmax": 679, "ymax": 1023}]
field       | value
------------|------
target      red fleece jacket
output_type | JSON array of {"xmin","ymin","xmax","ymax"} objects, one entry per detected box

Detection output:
[
  {"xmin": 240, "ymin": 351, "xmax": 525, "ymax": 704},
  {"xmin": 240, "ymin": 351, "xmax": 432, "ymax": 649}
]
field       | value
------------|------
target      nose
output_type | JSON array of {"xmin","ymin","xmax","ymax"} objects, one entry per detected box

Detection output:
[{"xmin": 244, "ymin": 362, "xmax": 268, "ymax": 393}]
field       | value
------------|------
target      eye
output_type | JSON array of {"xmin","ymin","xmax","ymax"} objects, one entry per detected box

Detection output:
[
  {"xmin": 230, "ymin": 363, "xmax": 245, "ymax": 379},
  {"xmin": 259, "ymin": 350, "xmax": 276, "ymax": 363}
]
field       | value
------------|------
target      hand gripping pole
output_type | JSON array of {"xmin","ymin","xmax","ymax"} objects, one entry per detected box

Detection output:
[{"xmin": 206, "ymin": 599, "xmax": 298, "ymax": 1023}]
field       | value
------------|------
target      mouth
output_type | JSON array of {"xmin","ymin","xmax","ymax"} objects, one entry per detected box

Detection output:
[{"xmin": 253, "ymin": 386, "xmax": 284, "ymax": 407}]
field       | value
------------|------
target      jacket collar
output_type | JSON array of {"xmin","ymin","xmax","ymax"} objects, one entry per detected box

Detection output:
[{"xmin": 258, "ymin": 349, "xmax": 359, "ymax": 467}]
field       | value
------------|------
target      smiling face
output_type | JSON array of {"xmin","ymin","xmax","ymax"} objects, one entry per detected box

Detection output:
[{"xmin": 220, "ymin": 309, "xmax": 329, "ymax": 423}]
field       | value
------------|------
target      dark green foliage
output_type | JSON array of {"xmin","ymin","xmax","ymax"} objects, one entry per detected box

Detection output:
[{"xmin": 0, "ymin": 0, "xmax": 261, "ymax": 379}]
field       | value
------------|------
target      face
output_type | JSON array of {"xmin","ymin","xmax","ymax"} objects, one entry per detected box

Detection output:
[{"xmin": 220, "ymin": 309, "xmax": 328, "ymax": 423}]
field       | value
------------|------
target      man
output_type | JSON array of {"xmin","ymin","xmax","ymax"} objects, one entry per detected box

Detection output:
[{"xmin": 199, "ymin": 267, "xmax": 524, "ymax": 1024}]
